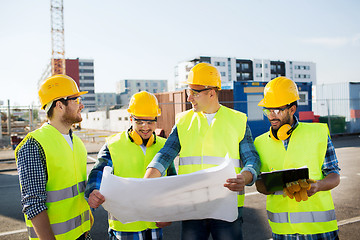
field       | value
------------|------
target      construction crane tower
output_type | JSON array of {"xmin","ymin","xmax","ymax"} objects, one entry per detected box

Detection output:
[{"xmin": 50, "ymin": 0, "xmax": 65, "ymax": 75}]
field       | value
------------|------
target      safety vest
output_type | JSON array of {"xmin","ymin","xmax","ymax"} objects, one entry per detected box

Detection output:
[
  {"xmin": 176, "ymin": 105, "xmax": 247, "ymax": 207},
  {"xmin": 254, "ymin": 122, "xmax": 338, "ymax": 235},
  {"xmin": 106, "ymin": 131, "xmax": 166, "ymax": 232},
  {"xmin": 15, "ymin": 124, "xmax": 91, "ymax": 240}
]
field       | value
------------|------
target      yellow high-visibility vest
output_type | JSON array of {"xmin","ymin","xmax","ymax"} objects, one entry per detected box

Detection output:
[
  {"xmin": 254, "ymin": 122, "xmax": 338, "ymax": 234},
  {"xmin": 176, "ymin": 105, "xmax": 247, "ymax": 207},
  {"xmin": 106, "ymin": 131, "xmax": 166, "ymax": 232},
  {"xmin": 15, "ymin": 124, "xmax": 91, "ymax": 240}
]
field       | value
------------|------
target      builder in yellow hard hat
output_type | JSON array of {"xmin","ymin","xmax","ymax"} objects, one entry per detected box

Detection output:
[
  {"xmin": 254, "ymin": 77, "xmax": 340, "ymax": 239},
  {"xmin": 144, "ymin": 63, "xmax": 260, "ymax": 240},
  {"xmin": 85, "ymin": 91, "xmax": 176, "ymax": 239},
  {"xmin": 15, "ymin": 74, "xmax": 92, "ymax": 239}
]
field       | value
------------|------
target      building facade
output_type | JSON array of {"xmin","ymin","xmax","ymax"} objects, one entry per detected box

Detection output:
[
  {"xmin": 174, "ymin": 56, "xmax": 316, "ymax": 89},
  {"xmin": 95, "ymin": 93, "xmax": 117, "ymax": 110},
  {"xmin": 116, "ymin": 79, "xmax": 168, "ymax": 107}
]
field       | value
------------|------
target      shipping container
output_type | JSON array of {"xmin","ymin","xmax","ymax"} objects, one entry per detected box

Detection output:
[{"xmin": 314, "ymin": 82, "xmax": 360, "ymax": 133}]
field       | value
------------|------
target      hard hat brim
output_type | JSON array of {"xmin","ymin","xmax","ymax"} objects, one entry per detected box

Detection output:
[{"xmin": 41, "ymin": 90, "xmax": 88, "ymax": 110}]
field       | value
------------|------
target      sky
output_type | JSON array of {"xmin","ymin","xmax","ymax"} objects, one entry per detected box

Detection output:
[{"xmin": 0, "ymin": 0, "xmax": 359, "ymax": 106}]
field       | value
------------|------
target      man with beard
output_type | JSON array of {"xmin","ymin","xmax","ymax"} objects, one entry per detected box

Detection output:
[
  {"xmin": 85, "ymin": 91, "xmax": 176, "ymax": 240},
  {"xmin": 254, "ymin": 77, "xmax": 340, "ymax": 240},
  {"xmin": 144, "ymin": 63, "xmax": 260, "ymax": 240},
  {"xmin": 15, "ymin": 75, "xmax": 92, "ymax": 240}
]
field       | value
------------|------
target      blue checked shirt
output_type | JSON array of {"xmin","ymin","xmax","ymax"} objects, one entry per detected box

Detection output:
[
  {"xmin": 17, "ymin": 136, "xmax": 48, "ymax": 220},
  {"xmin": 85, "ymin": 140, "xmax": 176, "ymax": 239},
  {"xmin": 273, "ymin": 117, "xmax": 340, "ymax": 240},
  {"xmin": 147, "ymin": 123, "xmax": 261, "ymax": 185},
  {"xmin": 16, "ymin": 129, "xmax": 78, "ymax": 220}
]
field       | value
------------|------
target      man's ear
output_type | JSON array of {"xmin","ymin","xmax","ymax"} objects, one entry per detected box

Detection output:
[
  {"xmin": 55, "ymin": 100, "xmax": 64, "ymax": 110},
  {"xmin": 289, "ymin": 105, "xmax": 297, "ymax": 115}
]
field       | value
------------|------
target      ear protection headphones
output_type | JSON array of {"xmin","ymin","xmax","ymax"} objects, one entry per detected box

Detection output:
[
  {"xmin": 127, "ymin": 127, "xmax": 156, "ymax": 147},
  {"xmin": 269, "ymin": 124, "xmax": 297, "ymax": 141}
]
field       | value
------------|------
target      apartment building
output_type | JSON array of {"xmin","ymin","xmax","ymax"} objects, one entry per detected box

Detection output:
[{"xmin": 175, "ymin": 56, "xmax": 316, "ymax": 89}]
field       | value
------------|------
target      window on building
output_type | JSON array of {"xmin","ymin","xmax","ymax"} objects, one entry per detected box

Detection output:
[
  {"xmin": 256, "ymin": 73, "xmax": 262, "ymax": 78},
  {"xmin": 136, "ymin": 82, "xmax": 140, "ymax": 87},
  {"xmin": 124, "ymin": 117, "xmax": 128, "ymax": 121},
  {"xmin": 145, "ymin": 82, "xmax": 149, "ymax": 87},
  {"xmin": 153, "ymin": 89, "xmax": 157, "ymax": 93},
  {"xmin": 236, "ymin": 63, "xmax": 240, "ymax": 68},
  {"xmin": 242, "ymin": 73, "xmax": 250, "ymax": 79},
  {"xmin": 220, "ymin": 72, "xmax": 226, "ymax": 77},
  {"xmin": 298, "ymin": 91, "xmax": 308, "ymax": 105},
  {"xmin": 118, "ymin": 117, "xmax": 122, "ymax": 121},
  {"xmin": 215, "ymin": 61, "xmax": 225, "ymax": 66},
  {"xmin": 264, "ymin": 64, "xmax": 268, "ymax": 68},
  {"xmin": 256, "ymin": 63, "xmax": 262, "ymax": 68},
  {"xmin": 241, "ymin": 63, "xmax": 249, "ymax": 70},
  {"xmin": 265, "ymin": 73, "xmax": 269, "ymax": 78},
  {"xmin": 152, "ymin": 82, "xmax": 158, "ymax": 87}
]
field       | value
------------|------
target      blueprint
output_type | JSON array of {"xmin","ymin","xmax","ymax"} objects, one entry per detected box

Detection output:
[{"xmin": 99, "ymin": 155, "xmax": 238, "ymax": 224}]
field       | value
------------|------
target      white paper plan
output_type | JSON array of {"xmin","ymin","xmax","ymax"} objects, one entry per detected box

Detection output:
[{"xmin": 99, "ymin": 155, "xmax": 238, "ymax": 224}]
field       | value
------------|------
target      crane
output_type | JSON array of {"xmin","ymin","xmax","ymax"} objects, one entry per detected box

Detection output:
[{"xmin": 50, "ymin": 0, "xmax": 65, "ymax": 75}]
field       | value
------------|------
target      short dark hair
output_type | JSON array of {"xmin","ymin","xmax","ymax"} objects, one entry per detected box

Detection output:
[{"xmin": 46, "ymin": 99, "xmax": 68, "ymax": 119}]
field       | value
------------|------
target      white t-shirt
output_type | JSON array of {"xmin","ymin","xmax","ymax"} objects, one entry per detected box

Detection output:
[
  {"xmin": 62, "ymin": 134, "xmax": 73, "ymax": 150},
  {"xmin": 204, "ymin": 113, "xmax": 216, "ymax": 126}
]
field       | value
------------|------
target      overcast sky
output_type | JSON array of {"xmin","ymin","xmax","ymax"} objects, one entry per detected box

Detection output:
[{"xmin": 1, "ymin": 0, "xmax": 359, "ymax": 106}]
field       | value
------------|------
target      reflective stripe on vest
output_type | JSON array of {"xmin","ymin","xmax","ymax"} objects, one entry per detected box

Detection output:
[
  {"xmin": 176, "ymin": 106, "xmax": 247, "ymax": 207},
  {"xmin": 15, "ymin": 124, "xmax": 92, "ymax": 239},
  {"xmin": 179, "ymin": 156, "xmax": 243, "ymax": 168},
  {"xmin": 47, "ymin": 181, "xmax": 86, "ymax": 203},
  {"xmin": 254, "ymin": 123, "xmax": 338, "ymax": 234},
  {"xmin": 27, "ymin": 210, "xmax": 90, "ymax": 238},
  {"xmin": 106, "ymin": 131, "xmax": 166, "ymax": 232},
  {"xmin": 267, "ymin": 209, "xmax": 336, "ymax": 224}
]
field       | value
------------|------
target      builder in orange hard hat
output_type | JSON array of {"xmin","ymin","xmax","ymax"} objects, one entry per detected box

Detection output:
[
  {"xmin": 254, "ymin": 77, "xmax": 340, "ymax": 239},
  {"xmin": 144, "ymin": 63, "xmax": 260, "ymax": 240},
  {"xmin": 15, "ymin": 74, "xmax": 93, "ymax": 239},
  {"xmin": 85, "ymin": 91, "xmax": 176, "ymax": 239}
]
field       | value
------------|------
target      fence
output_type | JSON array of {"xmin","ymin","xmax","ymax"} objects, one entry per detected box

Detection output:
[{"xmin": 1, "ymin": 97, "xmax": 359, "ymax": 149}]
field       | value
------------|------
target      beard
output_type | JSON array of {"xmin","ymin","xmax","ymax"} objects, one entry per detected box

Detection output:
[
  {"xmin": 271, "ymin": 113, "xmax": 291, "ymax": 131},
  {"xmin": 62, "ymin": 107, "xmax": 82, "ymax": 125}
]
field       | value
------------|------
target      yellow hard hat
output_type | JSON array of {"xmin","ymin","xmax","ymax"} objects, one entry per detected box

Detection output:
[
  {"xmin": 38, "ymin": 74, "xmax": 88, "ymax": 110},
  {"xmin": 127, "ymin": 91, "xmax": 161, "ymax": 117},
  {"xmin": 184, "ymin": 63, "xmax": 222, "ymax": 89},
  {"xmin": 258, "ymin": 77, "xmax": 300, "ymax": 108}
]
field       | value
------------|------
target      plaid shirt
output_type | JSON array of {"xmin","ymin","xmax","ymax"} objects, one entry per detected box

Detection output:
[
  {"xmin": 273, "ymin": 118, "xmax": 340, "ymax": 240},
  {"xmin": 147, "ymin": 123, "xmax": 261, "ymax": 185},
  {"xmin": 17, "ymin": 136, "xmax": 49, "ymax": 220},
  {"xmin": 85, "ymin": 139, "xmax": 176, "ymax": 239}
]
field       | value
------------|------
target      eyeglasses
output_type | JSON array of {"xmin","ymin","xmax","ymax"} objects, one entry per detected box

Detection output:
[
  {"xmin": 132, "ymin": 117, "xmax": 157, "ymax": 126},
  {"xmin": 186, "ymin": 88, "xmax": 213, "ymax": 98},
  {"xmin": 65, "ymin": 96, "xmax": 82, "ymax": 104},
  {"xmin": 262, "ymin": 105, "xmax": 291, "ymax": 117}
]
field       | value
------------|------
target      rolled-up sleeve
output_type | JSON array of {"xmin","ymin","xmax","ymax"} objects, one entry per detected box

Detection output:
[
  {"xmin": 147, "ymin": 125, "xmax": 181, "ymax": 176},
  {"xmin": 239, "ymin": 124, "xmax": 261, "ymax": 186}
]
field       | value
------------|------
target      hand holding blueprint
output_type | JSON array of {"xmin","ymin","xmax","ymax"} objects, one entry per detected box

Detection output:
[{"xmin": 99, "ymin": 156, "xmax": 238, "ymax": 223}]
